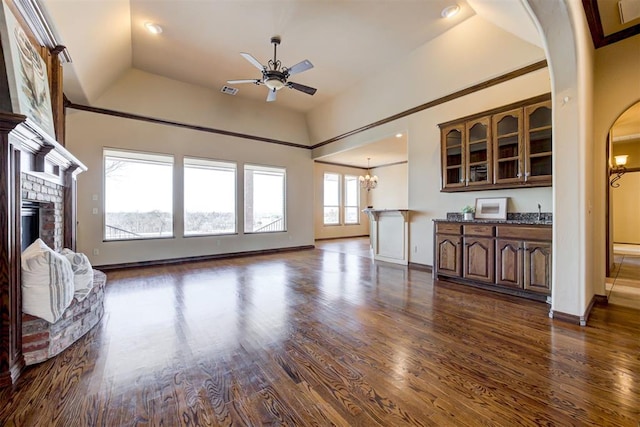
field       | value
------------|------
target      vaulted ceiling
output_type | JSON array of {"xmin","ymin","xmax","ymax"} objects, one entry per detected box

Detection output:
[{"xmin": 40, "ymin": 0, "xmax": 546, "ymax": 167}]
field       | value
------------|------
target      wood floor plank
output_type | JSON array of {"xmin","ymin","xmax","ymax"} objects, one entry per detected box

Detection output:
[{"xmin": 1, "ymin": 237, "xmax": 639, "ymax": 426}]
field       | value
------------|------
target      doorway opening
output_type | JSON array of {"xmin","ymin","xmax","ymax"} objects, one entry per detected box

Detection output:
[{"xmin": 606, "ymin": 100, "xmax": 640, "ymax": 309}]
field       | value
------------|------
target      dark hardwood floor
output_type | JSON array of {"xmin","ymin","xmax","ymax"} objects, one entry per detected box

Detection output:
[{"xmin": 1, "ymin": 238, "xmax": 639, "ymax": 426}]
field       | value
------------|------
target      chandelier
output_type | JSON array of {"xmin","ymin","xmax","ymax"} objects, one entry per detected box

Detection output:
[{"xmin": 359, "ymin": 158, "xmax": 378, "ymax": 192}]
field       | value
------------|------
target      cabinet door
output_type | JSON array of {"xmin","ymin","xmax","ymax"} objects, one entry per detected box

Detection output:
[
  {"xmin": 524, "ymin": 241, "xmax": 552, "ymax": 294},
  {"xmin": 496, "ymin": 239, "xmax": 523, "ymax": 288},
  {"xmin": 465, "ymin": 117, "xmax": 492, "ymax": 186},
  {"xmin": 436, "ymin": 234, "xmax": 462, "ymax": 277},
  {"xmin": 493, "ymin": 108, "xmax": 523, "ymax": 184},
  {"xmin": 441, "ymin": 124, "xmax": 466, "ymax": 189},
  {"xmin": 463, "ymin": 236, "xmax": 495, "ymax": 283},
  {"xmin": 524, "ymin": 101, "xmax": 552, "ymax": 184}
]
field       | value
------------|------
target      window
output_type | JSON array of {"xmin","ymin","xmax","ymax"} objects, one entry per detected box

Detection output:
[
  {"xmin": 244, "ymin": 164, "xmax": 286, "ymax": 233},
  {"xmin": 344, "ymin": 175, "xmax": 360, "ymax": 224},
  {"xmin": 104, "ymin": 149, "xmax": 174, "ymax": 240},
  {"xmin": 184, "ymin": 157, "xmax": 236, "ymax": 236},
  {"xmin": 322, "ymin": 172, "xmax": 360, "ymax": 226},
  {"xmin": 323, "ymin": 173, "xmax": 340, "ymax": 225}
]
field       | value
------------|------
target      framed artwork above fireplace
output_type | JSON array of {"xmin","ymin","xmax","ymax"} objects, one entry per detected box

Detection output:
[{"xmin": 0, "ymin": 0, "xmax": 56, "ymax": 140}]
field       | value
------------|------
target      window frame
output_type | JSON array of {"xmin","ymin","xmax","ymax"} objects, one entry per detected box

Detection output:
[
  {"xmin": 323, "ymin": 172, "xmax": 341, "ymax": 226},
  {"xmin": 103, "ymin": 148, "xmax": 175, "ymax": 242},
  {"xmin": 183, "ymin": 156, "xmax": 237, "ymax": 237},
  {"xmin": 243, "ymin": 163, "xmax": 287, "ymax": 234},
  {"xmin": 343, "ymin": 174, "xmax": 360, "ymax": 225}
]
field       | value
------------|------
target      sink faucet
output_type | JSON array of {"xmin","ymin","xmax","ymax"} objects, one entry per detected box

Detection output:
[{"xmin": 537, "ymin": 203, "xmax": 541, "ymax": 221}]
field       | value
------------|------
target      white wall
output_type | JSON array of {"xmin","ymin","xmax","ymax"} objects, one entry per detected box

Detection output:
[
  {"xmin": 309, "ymin": 15, "xmax": 551, "ymax": 267},
  {"xmin": 306, "ymin": 15, "xmax": 545, "ymax": 144},
  {"xmin": 313, "ymin": 76, "xmax": 553, "ymax": 267},
  {"xmin": 313, "ymin": 162, "xmax": 369, "ymax": 239},
  {"xmin": 90, "ymin": 68, "xmax": 312, "ymax": 146},
  {"xmin": 68, "ymin": 70, "xmax": 314, "ymax": 266},
  {"xmin": 369, "ymin": 163, "xmax": 408, "ymax": 210}
]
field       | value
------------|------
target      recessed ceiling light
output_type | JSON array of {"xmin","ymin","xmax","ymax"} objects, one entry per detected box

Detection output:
[
  {"xmin": 145, "ymin": 22, "xmax": 163, "ymax": 34},
  {"xmin": 441, "ymin": 4, "xmax": 460, "ymax": 19},
  {"xmin": 395, "ymin": 133, "xmax": 403, "ymax": 138}
]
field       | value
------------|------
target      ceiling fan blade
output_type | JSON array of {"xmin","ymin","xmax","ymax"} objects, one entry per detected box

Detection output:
[
  {"xmin": 287, "ymin": 59, "xmax": 314, "ymax": 75},
  {"xmin": 266, "ymin": 88, "xmax": 277, "ymax": 102},
  {"xmin": 240, "ymin": 52, "xmax": 265, "ymax": 71},
  {"xmin": 227, "ymin": 79, "xmax": 262, "ymax": 85},
  {"xmin": 287, "ymin": 82, "xmax": 317, "ymax": 96}
]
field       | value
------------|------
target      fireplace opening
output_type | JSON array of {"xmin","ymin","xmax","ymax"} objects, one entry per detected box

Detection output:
[{"xmin": 21, "ymin": 202, "xmax": 41, "ymax": 251}]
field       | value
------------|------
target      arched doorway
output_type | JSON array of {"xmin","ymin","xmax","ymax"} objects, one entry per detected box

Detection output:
[{"xmin": 606, "ymin": 100, "xmax": 640, "ymax": 308}]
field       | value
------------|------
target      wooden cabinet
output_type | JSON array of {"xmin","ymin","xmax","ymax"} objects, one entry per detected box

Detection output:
[
  {"xmin": 495, "ymin": 226, "xmax": 552, "ymax": 295},
  {"xmin": 434, "ymin": 221, "xmax": 552, "ymax": 300},
  {"xmin": 496, "ymin": 239, "xmax": 523, "ymax": 289},
  {"xmin": 435, "ymin": 223, "xmax": 462, "ymax": 278},
  {"xmin": 523, "ymin": 241, "xmax": 552, "ymax": 293},
  {"xmin": 439, "ymin": 94, "xmax": 551, "ymax": 192},
  {"xmin": 462, "ymin": 225, "xmax": 494, "ymax": 283}
]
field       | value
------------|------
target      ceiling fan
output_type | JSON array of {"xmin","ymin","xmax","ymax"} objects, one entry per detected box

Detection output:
[{"xmin": 227, "ymin": 36, "xmax": 317, "ymax": 102}]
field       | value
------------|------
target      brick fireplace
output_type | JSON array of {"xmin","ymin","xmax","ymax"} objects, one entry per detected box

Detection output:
[{"xmin": 21, "ymin": 173, "xmax": 65, "ymax": 251}]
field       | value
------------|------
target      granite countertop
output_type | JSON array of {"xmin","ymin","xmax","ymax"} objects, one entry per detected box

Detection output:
[{"xmin": 435, "ymin": 212, "xmax": 553, "ymax": 225}]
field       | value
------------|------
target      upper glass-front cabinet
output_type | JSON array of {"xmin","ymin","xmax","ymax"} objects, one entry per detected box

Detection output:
[
  {"xmin": 441, "ymin": 124, "xmax": 466, "ymax": 189},
  {"xmin": 439, "ymin": 95, "xmax": 552, "ymax": 192},
  {"xmin": 525, "ymin": 101, "xmax": 552, "ymax": 182},
  {"xmin": 493, "ymin": 109, "xmax": 522, "ymax": 184},
  {"xmin": 466, "ymin": 118, "xmax": 491, "ymax": 186}
]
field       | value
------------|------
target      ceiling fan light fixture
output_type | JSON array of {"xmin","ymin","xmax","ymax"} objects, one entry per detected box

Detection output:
[
  {"xmin": 441, "ymin": 4, "xmax": 460, "ymax": 19},
  {"xmin": 265, "ymin": 78, "xmax": 285, "ymax": 90}
]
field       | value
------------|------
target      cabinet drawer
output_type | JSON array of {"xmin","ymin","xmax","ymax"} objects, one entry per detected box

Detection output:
[
  {"xmin": 496, "ymin": 225, "xmax": 551, "ymax": 241},
  {"xmin": 436, "ymin": 223, "xmax": 461, "ymax": 234},
  {"xmin": 463, "ymin": 224, "xmax": 494, "ymax": 237}
]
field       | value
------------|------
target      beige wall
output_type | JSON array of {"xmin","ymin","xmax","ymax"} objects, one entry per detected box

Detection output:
[
  {"xmin": 313, "ymin": 162, "xmax": 369, "ymax": 240},
  {"xmin": 612, "ymin": 140, "xmax": 640, "ymax": 169},
  {"xmin": 594, "ymin": 35, "xmax": 640, "ymax": 275},
  {"xmin": 612, "ymin": 171, "xmax": 640, "ymax": 244},
  {"xmin": 68, "ymin": 71, "xmax": 314, "ymax": 266}
]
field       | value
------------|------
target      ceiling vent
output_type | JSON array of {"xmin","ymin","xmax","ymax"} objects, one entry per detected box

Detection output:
[
  {"xmin": 221, "ymin": 85, "xmax": 239, "ymax": 95},
  {"xmin": 618, "ymin": 0, "xmax": 640, "ymax": 24}
]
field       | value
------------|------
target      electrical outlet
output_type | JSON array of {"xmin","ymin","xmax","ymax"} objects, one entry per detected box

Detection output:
[
  {"xmin": 92, "ymin": 208, "xmax": 98, "ymax": 214},
  {"xmin": 92, "ymin": 194, "xmax": 98, "ymax": 201},
  {"xmin": 93, "ymin": 248, "xmax": 99, "ymax": 256}
]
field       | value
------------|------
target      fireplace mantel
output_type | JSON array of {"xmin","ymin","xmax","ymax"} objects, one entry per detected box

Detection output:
[
  {"xmin": 0, "ymin": 112, "xmax": 86, "ymax": 387},
  {"xmin": 10, "ymin": 116, "xmax": 86, "ymax": 178}
]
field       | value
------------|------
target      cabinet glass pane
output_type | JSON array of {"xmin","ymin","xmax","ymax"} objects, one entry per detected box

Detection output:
[
  {"xmin": 469, "ymin": 142, "xmax": 487, "ymax": 163},
  {"xmin": 468, "ymin": 123, "xmax": 487, "ymax": 142},
  {"xmin": 497, "ymin": 115, "xmax": 518, "ymax": 135},
  {"xmin": 447, "ymin": 168, "xmax": 462, "ymax": 184},
  {"xmin": 529, "ymin": 107, "xmax": 551, "ymax": 129},
  {"xmin": 469, "ymin": 164, "xmax": 488, "ymax": 182},
  {"xmin": 529, "ymin": 129, "xmax": 552, "ymax": 154},
  {"xmin": 447, "ymin": 147, "xmax": 462, "ymax": 166},
  {"xmin": 498, "ymin": 160, "xmax": 519, "ymax": 180},
  {"xmin": 446, "ymin": 130, "xmax": 462, "ymax": 148},
  {"xmin": 497, "ymin": 136, "xmax": 519, "ymax": 159},
  {"xmin": 530, "ymin": 155, "xmax": 552, "ymax": 176}
]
